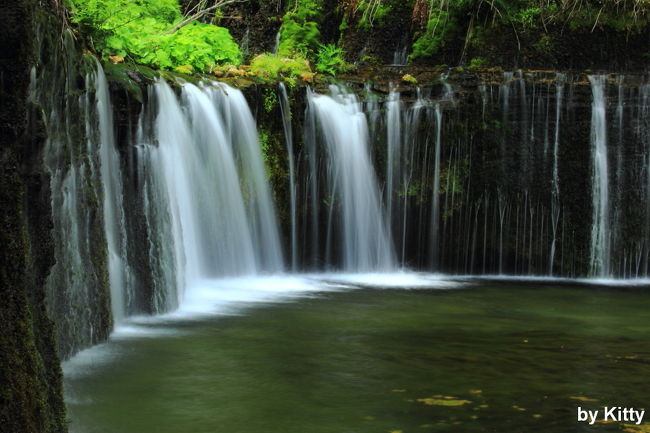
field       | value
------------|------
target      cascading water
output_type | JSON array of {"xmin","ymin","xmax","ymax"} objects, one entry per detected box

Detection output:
[
  {"xmin": 430, "ymin": 104, "xmax": 443, "ymax": 269},
  {"xmin": 38, "ymin": 64, "xmax": 650, "ymax": 362},
  {"xmin": 385, "ymin": 87, "xmax": 401, "ymax": 232},
  {"xmin": 210, "ymin": 84, "xmax": 285, "ymax": 272},
  {"xmin": 307, "ymin": 86, "xmax": 396, "ymax": 271},
  {"xmin": 138, "ymin": 80, "xmax": 284, "ymax": 302},
  {"xmin": 95, "ymin": 65, "xmax": 133, "ymax": 324},
  {"xmin": 392, "ymin": 46, "xmax": 408, "ymax": 66},
  {"xmin": 549, "ymin": 73, "xmax": 565, "ymax": 275},
  {"xmin": 588, "ymin": 75, "xmax": 611, "ymax": 277},
  {"xmin": 279, "ymin": 83, "xmax": 298, "ymax": 271}
]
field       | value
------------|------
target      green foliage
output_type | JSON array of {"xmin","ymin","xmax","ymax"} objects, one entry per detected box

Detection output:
[
  {"xmin": 315, "ymin": 44, "xmax": 347, "ymax": 76},
  {"xmin": 278, "ymin": 19, "xmax": 321, "ymax": 57},
  {"xmin": 277, "ymin": 0, "xmax": 323, "ymax": 57},
  {"xmin": 533, "ymin": 34, "xmax": 553, "ymax": 56},
  {"xmin": 510, "ymin": 7, "xmax": 541, "ymax": 29},
  {"xmin": 410, "ymin": 9, "xmax": 459, "ymax": 61},
  {"xmin": 249, "ymin": 54, "xmax": 311, "ymax": 84},
  {"xmin": 410, "ymin": 0, "xmax": 650, "ymax": 63},
  {"xmin": 356, "ymin": 0, "xmax": 393, "ymax": 30},
  {"xmin": 468, "ymin": 57, "xmax": 487, "ymax": 68},
  {"xmin": 401, "ymin": 73, "xmax": 418, "ymax": 84},
  {"xmin": 258, "ymin": 129, "xmax": 285, "ymax": 182},
  {"xmin": 66, "ymin": 0, "xmax": 241, "ymax": 71},
  {"xmin": 262, "ymin": 89, "xmax": 278, "ymax": 113}
]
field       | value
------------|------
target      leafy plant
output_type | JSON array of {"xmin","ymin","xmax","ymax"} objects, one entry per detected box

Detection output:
[
  {"xmin": 262, "ymin": 89, "xmax": 278, "ymax": 113},
  {"xmin": 410, "ymin": 8, "xmax": 458, "ymax": 61},
  {"xmin": 468, "ymin": 57, "xmax": 487, "ymax": 68},
  {"xmin": 249, "ymin": 54, "xmax": 312, "ymax": 83},
  {"xmin": 65, "ymin": 0, "xmax": 241, "ymax": 72},
  {"xmin": 315, "ymin": 44, "xmax": 347, "ymax": 76},
  {"xmin": 401, "ymin": 73, "xmax": 418, "ymax": 84},
  {"xmin": 277, "ymin": 0, "xmax": 323, "ymax": 57}
]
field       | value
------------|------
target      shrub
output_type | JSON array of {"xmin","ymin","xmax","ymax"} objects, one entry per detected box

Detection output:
[
  {"xmin": 315, "ymin": 44, "xmax": 347, "ymax": 76},
  {"xmin": 66, "ymin": 0, "xmax": 241, "ymax": 71},
  {"xmin": 277, "ymin": 0, "xmax": 323, "ymax": 57},
  {"xmin": 468, "ymin": 57, "xmax": 487, "ymax": 68},
  {"xmin": 249, "ymin": 54, "xmax": 312, "ymax": 82}
]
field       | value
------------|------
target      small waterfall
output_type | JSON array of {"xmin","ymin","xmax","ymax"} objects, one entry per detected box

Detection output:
[
  {"xmin": 643, "ymin": 85, "xmax": 650, "ymax": 276},
  {"xmin": 210, "ymin": 84, "xmax": 285, "ymax": 272},
  {"xmin": 385, "ymin": 87, "xmax": 401, "ymax": 232},
  {"xmin": 549, "ymin": 73, "xmax": 565, "ymax": 275},
  {"xmin": 392, "ymin": 46, "xmax": 408, "ymax": 66},
  {"xmin": 273, "ymin": 31, "xmax": 281, "ymax": 55},
  {"xmin": 36, "ymin": 40, "xmax": 113, "ymax": 357},
  {"xmin": 308, "ymin": 86, "xmax": 396, "ymax": 271},
  {"xmin": 95, "ymin": 65, "xmax": 133, "ymax": 324},
  {"xmin": 499, "ymin": 72, "xmax": 514, "ymax": 158},
  {"xmin": 303, "ymin": 94, "xmax": 320, "ymax": 268},
  {"xmin": 430, "ymin": 104, "xmax": 442, "ymax": 269},
  {"xmin": 279, "ymin": 83, "xmax": 297, "ymax": 271},
  {"xmin": 139, "ymin": 81, "xmax": 284, "ymax": 301},
  {"xmin": 588, "ymin": 75, "xmax": 611, "ymax": 277}
]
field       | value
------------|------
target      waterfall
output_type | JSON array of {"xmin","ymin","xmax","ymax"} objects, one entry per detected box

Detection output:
[
  {"xmin": 138, "ymin": 81, "xmax": 284, "ymax": 303},
  {"xmin": 430, "ymin": 104, "xmax": 442, "ymax": 269},
  {"xmin": 95, "ymin": 65, "xmax": 132, "ymax": 324},
  {"xmin": 210, "ymin": 84, "xmax": 285, "ymax": 272},
  {"xmin": 588, "ymin": 75, "xmax": 611, "ymax": 277},
  {"xmin": 307, "ymin": 85, "xmax": 396, "ymax": 271},
  {"xmin": 279, "ymin": 83, "xmax": 297, "ymax": 271},
  {"xmin": 549, "ymin": 73, "xmax": 565, "ymax": 275},
  {"xmin": 37, "ymin": 65, "xmax": 650, "ymax": 363},
  {"xmin": 385, "ymin": 87, "xmax": 401, "ymax": 233},
  {"xmin": 273, "ymin": 31, "xmax": 281, "ymax": 55},
  {"xmin": 37, "ymin": 45, "xmax": 114, "ymax": 357},
  {"xmin": 392, "ymin": 46, "xmax": 408, "ymax": 66}
]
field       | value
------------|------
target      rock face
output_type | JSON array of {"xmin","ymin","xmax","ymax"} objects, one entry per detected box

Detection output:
[{"xmin": 0, "ymin": 1, "xmax": 67, "ymax": 432}]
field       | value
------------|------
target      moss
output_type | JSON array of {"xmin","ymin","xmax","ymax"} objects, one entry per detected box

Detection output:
[
  {"xmin": 0, "ymin": 1, "xmax": 68, "ymax": 431},
  {"xmin": 249, "ymin": 54, "xmax": 312, "ymax": 83},
  {"xmin": 401, "ymin": 73, "xmax": 417, "ymax": 84}
]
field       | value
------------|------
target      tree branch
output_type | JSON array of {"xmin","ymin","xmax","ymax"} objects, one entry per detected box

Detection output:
[{"xmin": 164, "ymin": 0, "xmax": 246, "ymax": 34}]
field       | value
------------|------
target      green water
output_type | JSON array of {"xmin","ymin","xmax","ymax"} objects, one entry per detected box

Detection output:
[{"xmin": 64, "ymin": 281, "xmax": 650, "ymax": 433}]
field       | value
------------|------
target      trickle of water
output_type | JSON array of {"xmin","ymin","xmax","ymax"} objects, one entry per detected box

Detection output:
[
  {"xmin": 588, "ymin": 75, "xmax": 611, "ymax": 277},
  {"xmin": 549, "ymin": 73, "xmax": 565, "ymax": 275},
  {"xmin": 430, "ymin": 104, "xmax": 443, "ymax": 269}
]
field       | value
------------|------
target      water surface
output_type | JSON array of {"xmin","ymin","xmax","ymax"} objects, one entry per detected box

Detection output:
[{"xmin": 64, "ymin": 277, "xmax": 650, "ymax": 432}]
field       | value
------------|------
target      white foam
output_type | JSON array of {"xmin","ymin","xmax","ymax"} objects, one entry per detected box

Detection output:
[
  {"xmin": 64, "ymin": 271, "xmax": 647, "ymax": 378},
  {"xmin": 450, "ymin": 274, "xmax": 650, "ymax": 287},
  {"xmin": 62, "ymin": 341, "xmax": 121, "ymax": 379},
  {"xmin": 173, "ymin": 274, "xmax": 339, "ymax": 317},
  {"xmin": 309, "ymin": 271, "xmax": 467, "ymax": 289}
]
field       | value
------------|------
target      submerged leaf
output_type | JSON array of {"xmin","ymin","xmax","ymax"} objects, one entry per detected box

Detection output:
[
  {"xmin": 569, "ymin": 396, "xmax": 598, "ymax": 402},
  {"xmin": 417, "ymin": 397, "xmax": 471, "ymax": 406}
]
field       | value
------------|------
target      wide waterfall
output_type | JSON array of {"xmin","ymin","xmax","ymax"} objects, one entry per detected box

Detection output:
[{"xmin": 38, "ymin": 64, "xmax": 650, "ymax": 359}]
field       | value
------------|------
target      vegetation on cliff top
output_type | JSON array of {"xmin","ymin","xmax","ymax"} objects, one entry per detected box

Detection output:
[
  {"xmin": 64, "ymin": 0, "xmax": 650, "ymax": 77},
  {"xmin": 408, "ymin": 0, "xmax": 650, "ymax": 63},
  {"xmin": 65, "ymin": 0, "xmax": 241, "ymax": 72}
]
